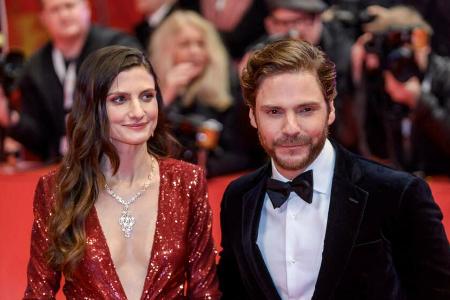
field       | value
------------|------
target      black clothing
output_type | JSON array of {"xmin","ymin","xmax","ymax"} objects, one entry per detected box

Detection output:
[
  {"xmin": 362, "ymin": 53, "xmax": 450, "ymax": 175},
  {"xmin": 218, "ymin": 142, "xmax": 450, "ymax": 299},
  {"xmin": 410, "ymin": 53, "xmax": 450, "ymax": 175},
  {"xmin": 134, "ymin": 4, "xmax": 180, "ymax": 50}
]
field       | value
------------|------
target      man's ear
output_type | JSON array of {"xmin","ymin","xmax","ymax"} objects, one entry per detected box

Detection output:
[
  {"xmin": 327, "ymin": 99, "xmax": 336, "ymax": 126},
  {"xmin": 249, "ymin": 107, "xmax": 257, "ymax": 129}
]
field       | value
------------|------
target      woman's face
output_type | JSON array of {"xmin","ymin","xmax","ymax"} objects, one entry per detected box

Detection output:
[
  {"xmin": 173, "ymin": 24, "xmax": 209, "ymax": 75},
  {"xmin": 106, "ymin": 66, "xmax": 158, "ymax": 149}
]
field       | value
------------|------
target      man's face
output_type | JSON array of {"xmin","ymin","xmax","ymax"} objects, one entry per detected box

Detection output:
[
  {"xmin": 41, "ymin": 0, "xmax": 91, "ymax": 42},
  {"xmin": 265, "ymin": 8, "xmax": 323, "ymax": 45},
  {"xmin": 250, "ymin": 71, "xmax": 335, "ymax": 179}
]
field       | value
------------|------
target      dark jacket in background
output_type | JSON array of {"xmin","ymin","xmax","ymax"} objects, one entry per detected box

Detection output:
[
  {"xmin": 134, "ymin": 3, "xmax": 181, "ymax": 50},
  {"xmin": 410, "ymin": 53, "xmax": 450, "ymax": 175}
]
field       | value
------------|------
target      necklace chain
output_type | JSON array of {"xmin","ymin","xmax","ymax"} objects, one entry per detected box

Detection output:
[{"xmin": 104, "ymin": 156, "xmax": 156, "ymax": 238}]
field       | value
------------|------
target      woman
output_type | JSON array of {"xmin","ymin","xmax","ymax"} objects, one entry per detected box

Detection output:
[
  {"xmin": 24, "ymin": 46, "xmax": 220, "ymax": 299},
  {"xmin": 178, "ymin": 0, "xmax": 268, "ymax": 60},
  {"xmin": 150, "ymin": 10, "xmax": 264, "ymax": 177}
]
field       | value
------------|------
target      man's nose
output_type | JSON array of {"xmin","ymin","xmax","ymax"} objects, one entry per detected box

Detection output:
[{"xmin": 282, "ymin": 112, "xmax": 300, "ymax": 135}]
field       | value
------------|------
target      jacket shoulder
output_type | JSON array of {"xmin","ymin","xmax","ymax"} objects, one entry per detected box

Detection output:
[
  {"xmin": 88, "ymin": 25, "xmax": 142, "ymax": 50},
  {"xmin": 223, "ymin": 165, "xmax": 267, "ymax": 201},
  {"xmin": 338, "ymin": 146, "xmax": 422, "ymax": 194}
]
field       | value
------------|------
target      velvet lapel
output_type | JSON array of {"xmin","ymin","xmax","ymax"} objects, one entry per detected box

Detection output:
[
  {"xmin": 241, "ymin": 163, "xmax": 282, "ymax": 300},
  {"xmin": 312, "ymin": 145, "xmax": 368, "ymax": 300}
]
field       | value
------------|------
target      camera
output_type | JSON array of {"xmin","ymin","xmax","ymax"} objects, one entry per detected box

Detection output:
[
  {"xmin": 364, "ymin": 29, "xmax": 422, "ymax": 82},
  {"xmin": 0, "ymin": 50, "xmax": 24, "ymax": 97},
  {"xmin": 0, "ymin": 50, "xmax": 24, "ymax": 161}
]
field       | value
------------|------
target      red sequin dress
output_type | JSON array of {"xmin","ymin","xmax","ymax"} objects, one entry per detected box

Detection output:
[{"xmin": 24, "ymin": 158, "xmax": 220, "ymax": 299}]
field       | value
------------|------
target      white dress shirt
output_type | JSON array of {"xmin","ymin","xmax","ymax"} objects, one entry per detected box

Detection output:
[{"xmin": 257, "ymin": 139, "xmax": 336, "ymax": 300}]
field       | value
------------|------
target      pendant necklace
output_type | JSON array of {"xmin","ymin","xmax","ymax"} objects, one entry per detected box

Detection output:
[{"xmin": 104, "ymin": 156, "xmax": 156, "ymax": 238}]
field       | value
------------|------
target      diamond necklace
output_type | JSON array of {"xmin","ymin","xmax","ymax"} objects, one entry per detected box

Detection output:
[{"xmin": 104, "ymin": 156, "xmax": 156, "ymax": 238}]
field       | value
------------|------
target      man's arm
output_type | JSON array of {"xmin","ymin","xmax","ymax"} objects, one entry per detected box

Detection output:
[
  {"xmin": 394, "ymin": 177, "xmax": 450, "ymax": 299},
  {"xmin": 217, "ymin": 185, "xmax": 251, "ymax": 300}
]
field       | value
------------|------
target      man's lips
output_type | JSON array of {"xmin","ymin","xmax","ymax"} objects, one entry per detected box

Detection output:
[{"xmin": 276, "ymin": 143, "xmax": 307, "ymax": 148}]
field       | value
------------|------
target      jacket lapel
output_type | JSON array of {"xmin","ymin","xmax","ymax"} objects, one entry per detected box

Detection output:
[
  {"xmin": 312, "ymin": 145, "xmax": 368, "ymax": 300},
  {"xmin": 241, "ymin": 163, "xmax": 282, "ymax": 300}
]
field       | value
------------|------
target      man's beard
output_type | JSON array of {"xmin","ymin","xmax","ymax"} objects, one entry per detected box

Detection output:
[{"xmin": 258, "ymin": 125, "xmax": 328, "ymax": 172}]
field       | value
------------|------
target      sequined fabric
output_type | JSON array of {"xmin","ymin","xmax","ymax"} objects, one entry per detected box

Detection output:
[{"xmin": 24, "ymin": 158, "xmax": 221, "ymax": 299}]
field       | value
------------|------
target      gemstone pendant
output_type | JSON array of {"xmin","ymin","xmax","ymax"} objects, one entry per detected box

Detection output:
[{"xmin": 119, "ymin": 210, "xmax": 136, "ymax": 238}]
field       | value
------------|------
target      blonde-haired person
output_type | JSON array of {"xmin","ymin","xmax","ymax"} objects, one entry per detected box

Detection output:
[
  {"xmin": 149, "ymin": 10, "xmax": 265, "ymax": 177},
  {"xmin": 150, "ymin": 10, "xmax": 232, "ymax": 111}
]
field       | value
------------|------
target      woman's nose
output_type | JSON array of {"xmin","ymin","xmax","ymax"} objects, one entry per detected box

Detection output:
[{"xmin": 128, "ymin": 99, "xmax": 145, "ymax": 119}]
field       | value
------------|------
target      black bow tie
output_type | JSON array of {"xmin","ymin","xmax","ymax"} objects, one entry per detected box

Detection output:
[{"xmin": 266, "ymin": 170, "xmax": 313, "ymax": 209}]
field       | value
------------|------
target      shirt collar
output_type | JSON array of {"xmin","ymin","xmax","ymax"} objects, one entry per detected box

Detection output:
[
  {"xmin": 271, "ymin": 139, "xmax": 335, "ymax": 195},
  {"xmin": 147, "ymin": 3, "xmax": 172, "ymax": 27}
]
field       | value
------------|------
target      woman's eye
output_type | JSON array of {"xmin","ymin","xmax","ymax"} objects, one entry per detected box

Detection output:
[
  {"xmin": 111, "ymin": 95, "xmax": 126, "ymax": 104},
  {"xmin": 142, "ymin": 93, "xmax": 155, "ymax": 102}
]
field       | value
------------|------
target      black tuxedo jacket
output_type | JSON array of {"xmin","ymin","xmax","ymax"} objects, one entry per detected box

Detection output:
[{"xmin": 217, "ymin": 143, "xmax": 450, "ymax": 299}]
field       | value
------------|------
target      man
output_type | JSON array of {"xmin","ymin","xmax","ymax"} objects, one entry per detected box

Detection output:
[
  {"xmin": 133, "ymin": 0, "xmax": 180, "ymax": 50},
  {"xmin": 353, "ymin": 5, "xmax": 450, "ymax": 175},
  {"xmin": 260, "ymin": 0, "xmax": 357, "ymax": 151},
  {"xmin": 217, "ymin": 39, "xmax": 449, "ymax": 299},
  {"xmin": 0, "ymin": 0, "xmax": 140, "ymax": 161}
]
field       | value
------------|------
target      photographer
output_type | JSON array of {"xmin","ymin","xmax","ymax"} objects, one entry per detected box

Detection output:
[{"xmin": 352, "ymin": 5, "xmax": 450, "ymax": 175}]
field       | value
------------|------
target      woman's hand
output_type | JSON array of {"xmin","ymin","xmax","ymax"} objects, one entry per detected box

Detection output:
[{"xmin": 163, "ymin": 62, "xmax": 204, "ymax": 106}]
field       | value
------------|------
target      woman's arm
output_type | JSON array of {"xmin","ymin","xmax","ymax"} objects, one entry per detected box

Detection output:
[
  {"xmin": 24, "ymin": 176, "xmax": 62, "ymax": 299},
  {"xmin": 186, "ymin": 168, "xmax": 221, "ymax": 299}
]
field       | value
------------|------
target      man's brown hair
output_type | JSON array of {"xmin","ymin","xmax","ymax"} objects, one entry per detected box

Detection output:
[{"xmin": 241, "ymin": 39, "xmax": 337, "ymax": 109}]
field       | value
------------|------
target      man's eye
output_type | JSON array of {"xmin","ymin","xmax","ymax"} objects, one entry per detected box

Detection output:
[
  {"xmin": 268, "ymin": 109, "xmax": 280, "ymax": 115},
  {"xmin": 299, "ymin": 107, "xmax": 313, "ymax": 113}
]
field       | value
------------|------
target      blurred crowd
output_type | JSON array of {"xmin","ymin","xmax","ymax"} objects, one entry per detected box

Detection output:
[{"xmin": 0, "ymin": 0, "xmax": 449, "ymax": 177}]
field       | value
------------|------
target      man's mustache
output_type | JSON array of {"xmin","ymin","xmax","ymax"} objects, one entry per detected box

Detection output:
[{"xmin": 273, "ymin": 135, "xmax": 311, "ymax": 146}]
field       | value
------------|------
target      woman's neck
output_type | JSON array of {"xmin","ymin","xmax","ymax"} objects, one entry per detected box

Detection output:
[{"xmin": 103, "ymin": 144, "xmax": 153, "ymax": 185}]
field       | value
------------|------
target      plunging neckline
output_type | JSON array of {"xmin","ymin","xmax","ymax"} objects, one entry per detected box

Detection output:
[{"xmin": 92, "ymin": 159, "xmax": 164, "ymax": 300}]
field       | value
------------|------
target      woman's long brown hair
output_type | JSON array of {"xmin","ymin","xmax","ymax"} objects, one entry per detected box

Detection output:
[{"xmin": 47, "ymin": 46, "xmax": 176, "ymax": 279}]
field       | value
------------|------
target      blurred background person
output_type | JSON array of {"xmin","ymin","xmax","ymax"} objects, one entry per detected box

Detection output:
[
  {"xmin": 352, "ymin": 5, "xmax": 450, "ymax": 176},
  {"xmin": 0, "ymin": 0, "xmax": 140, "ymax": 163},
  {"xmin": 133, "ymin": 0, "xmax": 181, "ymax": 51},
  {"xmin": 325, "ymin": 0, "xmax": 450, "ymax": 57},
  {"xmin": 24, "ymin": 45, "xmax": 220, "ymax": 299},
  {"xmin": 178, "ymin": 0, "xmax": 269, "ymax": 60},
  {"xmin": 149, "ymin": 10, "xmax": 264, "ymax": 177}
]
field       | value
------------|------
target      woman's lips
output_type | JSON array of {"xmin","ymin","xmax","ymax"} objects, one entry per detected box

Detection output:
[{"xmin": 123, "ymin": 122, "xmax": 148, "ymax": 129}]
